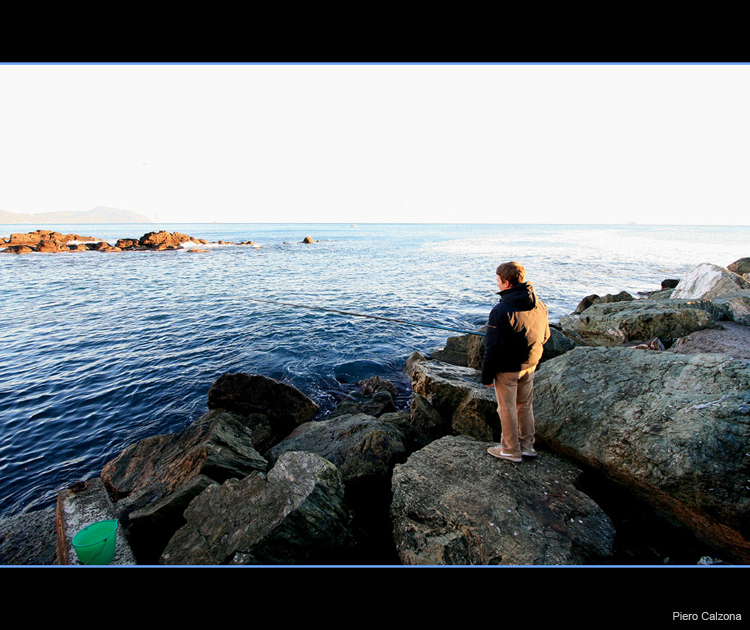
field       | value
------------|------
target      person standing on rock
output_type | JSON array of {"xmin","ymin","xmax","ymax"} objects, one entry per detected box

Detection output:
[{"xmin": 482, "ymin": 262, "xmax": 550, "ymax": 463}]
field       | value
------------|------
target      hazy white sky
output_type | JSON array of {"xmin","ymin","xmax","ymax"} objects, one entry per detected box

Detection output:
[{"xmin": 1, "ymin": 63, "xmax": 748, "ymax": 225}]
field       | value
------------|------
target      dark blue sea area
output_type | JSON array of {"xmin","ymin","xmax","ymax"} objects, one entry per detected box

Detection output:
[{"xmin": 1, "ymin": 222, "xmax": 748, "ymax": 518}]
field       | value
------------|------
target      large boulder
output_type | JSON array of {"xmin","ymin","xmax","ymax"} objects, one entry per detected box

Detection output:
[
  {"xmin": 160, "ymin": 451, "xmax": 355, "ymax": 565},
  {"xmin": 559, "ymin": 299, "xmax": 718, "ymax": 347},
  {"xmin": 533, "ymin": 346, "xmax": 750, "ymax": 563},
  {"xmin": 431, "ymin": 334, "xmax": 472, "ymax": 366},
  {"xmin": 706, "ymin": 291, "xmax": 750, "ymax": 326},
  {"xmin": 207, "ymin": 372, "xmax": 320, "ymax": 447},
  {"xmin": 265, "ymin": 412, "xmax": 406, "ymax": 489},
  {"xmin": 402, "ymin": 393, "xmax": 452, "ymax": 450},
  {"xmin": 125, "ymin": 474, "xmax": 219, "ymax": 565},
  {"xmin": 410, "ymin": 360, "xmax": 499, "ymax": 442},
  {"xmin": 391, "ymin": 435, "xmax": 616, "ymax": 565},
  {"xmin": 101, "ymin": 408, "xmax": 268, "ymax": 503},
  {"xmin": 671, "ymin": 262, "xmax": 750, "ymax": 299},
  {"xmin": 138, "ymin": 231, "xmax": 194, "ymax": 249},
  {"xmin": 265, "ymin": 412, "xmax": 407, "ymax": 561},
  {"xmin": 3, "ymin": 230, "xmax": 97, "ymax": 252},
  {"xmin": 728, "ymin": 258, "xmax": 750, "ymax": 277}
]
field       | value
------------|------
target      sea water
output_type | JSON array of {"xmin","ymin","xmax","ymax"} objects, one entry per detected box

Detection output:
[{"xmin": 1, "ymin": 222, "xmax": 748, "ymax": 518}]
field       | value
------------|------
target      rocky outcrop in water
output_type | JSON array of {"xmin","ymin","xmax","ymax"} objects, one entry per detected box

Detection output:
[
  {"xmin": 1, "ymin": 230, "xmax": 99, "ymax": 253},
  {"xmin": 116, "ymin": 231, "xmax": 209, "ymax": 251},
  {"xmin": 1, "ymin": 230, "xmax": 210, "ymax": 253}
]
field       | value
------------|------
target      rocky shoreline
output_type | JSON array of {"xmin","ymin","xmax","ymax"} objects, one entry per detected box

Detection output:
[
  {"xmin": 0, "ymin": 229, "xmax": 320, "ymax": 254},
  {"xmin": 2, "ymin": 258, "xmax": 749, "ymax": 566}
]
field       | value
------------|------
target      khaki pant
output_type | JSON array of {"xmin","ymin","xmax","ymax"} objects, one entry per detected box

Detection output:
[{"xmin": 493, "ymin": 367, "xmax": 536, "ymax": 457}]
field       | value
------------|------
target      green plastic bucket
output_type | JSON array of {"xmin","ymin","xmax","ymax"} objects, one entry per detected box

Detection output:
[{"xmin": 71, "ymin": 519, "xmax": 118, "ymax": 565}]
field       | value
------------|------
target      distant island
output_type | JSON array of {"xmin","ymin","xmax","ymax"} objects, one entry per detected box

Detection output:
[{"xmin": 0, "ymin": 206, "xmax": 152, "ymax": 224}]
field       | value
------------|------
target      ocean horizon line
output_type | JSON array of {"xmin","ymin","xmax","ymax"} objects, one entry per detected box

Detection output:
[{"xmin": 3, "ymin": 221, "xmax": 750, "ymax": 228}]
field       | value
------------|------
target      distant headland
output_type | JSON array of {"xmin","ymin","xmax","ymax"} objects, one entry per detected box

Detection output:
[{"xmin": 0, "ymin": 206, "xmax": 152, "ymax": 224}]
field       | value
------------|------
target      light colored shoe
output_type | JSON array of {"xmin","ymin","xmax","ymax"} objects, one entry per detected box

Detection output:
[
  {"xmin": 487, "ymin": 446, "xmax": 522, "ymax": 462},
  {"xmin": 521, "ymin": 448, "xmax": 537, "ymax": 457}
]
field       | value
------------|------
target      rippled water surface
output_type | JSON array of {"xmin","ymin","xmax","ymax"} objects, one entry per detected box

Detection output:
[{"xmin": 1, "ymin": 222, "xmax": 748, "ymax": 517}]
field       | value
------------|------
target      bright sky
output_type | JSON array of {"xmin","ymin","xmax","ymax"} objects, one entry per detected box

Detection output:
[{"xmin": 1, "ymin": 63, "xmax": 748, "ymax": 225}]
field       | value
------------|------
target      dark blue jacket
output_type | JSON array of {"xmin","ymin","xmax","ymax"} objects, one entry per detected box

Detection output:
[{"xmin": 481, "ymin": 281, "xmax": 550, "ymax": 384}]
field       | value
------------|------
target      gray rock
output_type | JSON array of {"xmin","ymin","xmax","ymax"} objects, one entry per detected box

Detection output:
[
  {"xmin": 574, "ymin": 291, "xmax": 634, "ymax": 315},
  {"xmin": 533, "ymin": 346, "xmax": 750, "ymax": 563},
  {"xmin": 671, "ymin": 262, "xmax": 750, "ymax": 300},
  {"xmin": 647, "ymin": 289, "xmax": 675, "ymax": 300},
  {"xmin": 410, "ymin": 360, "xmax": 499, "ymax": 442},
  {"xmin": 391, "ymin": 435, "xmax": 616, "ymax": 565},
  {"xmin": 266, "ymin": 412, "xmax": 407, "ymax": 562},
  {"xmin": 125, "ymin": 474, "xmax": 219, "ymax": 565},
  {"xmin": 0, "ymin": 507, "xmax": 58, "ymax": 565},
  {"xmin": 431, "ymin": 334, "xmax": 471, "ymax": 366},
  {"xmin": 574, "ymin": 294, "xmax": 600, "ymax": 314},
  {"xmin": 728, "ymin": 258, "xmax": 750, "ymax": 276},
  {"xmin": 559, "ymin": 299, "xmax": 718, "ymax": 346},
  {"xmin": 668, "ymin": 321, "xmax": 750, "ymax": 360},
  {"xmin": 467, "ymin": 327, "xmax": 488, "ymax": 369},
  {"xmin": 542, "ymin": 326, "xmax": 578, "ymax": 361},
  {"xmin": 266, "ymin": 413, "xmax": 406, "ymax": 488},
  {"xmin": 160, "ymin": 451, "xmax": 355, "ymax": 565},
  {"xmin": 403, "ymin": 393, "xmax": 452, "ymax": 449},
  {"xmin": 404, "ymin": 350, "xmax": 428, "ymax": 377},
  {"xmin": 207, "ymin": 372, "xmax": 320, "ymax": 444},
  {"xmin": 707, "ymin": 291, "xmax": 750, "ymax": 326},
  {"xmin": 357, "ymin": 375, "xmax": 398, "ymax": 399},
  {"xmin": 101, "ymin": 408, "xmax": 268, "ymax": 504},
  {"xmin": 329, "ymin": 389, "xmax": 396, "ymax": 419}
]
